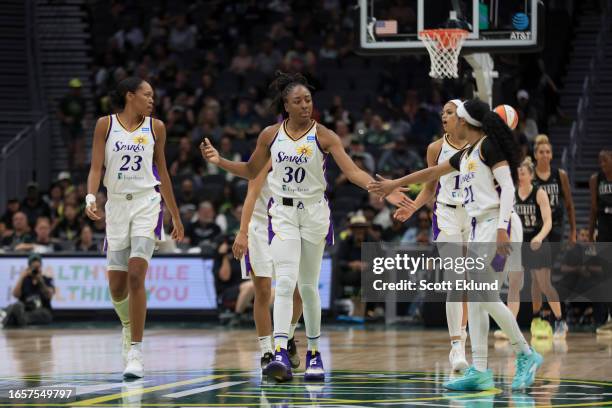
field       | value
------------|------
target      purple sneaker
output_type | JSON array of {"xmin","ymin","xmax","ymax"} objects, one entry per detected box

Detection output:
[
  {"xmin": 265, "ymin": 348, "xmax": 293, "ymax": 382},
  {"xmin": 304, "ymin": 350, "xmax": 325, "ymax": 381}
]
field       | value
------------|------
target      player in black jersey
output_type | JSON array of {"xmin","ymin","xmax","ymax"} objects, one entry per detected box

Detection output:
[
  {"xmin": 515, "ymin": 158, "xmax": 567, "ymax": 339},
  {"xmin": 533, "ymin": 135, "xmax": 576, "ymax": 245},
  {"xmin": 590, "ymin": 149, "xmax": 612, "ymax": 335}
]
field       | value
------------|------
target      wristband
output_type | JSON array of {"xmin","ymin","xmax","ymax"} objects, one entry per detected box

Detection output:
[{"xmin": 85, "ymin": 194, "xmax": 96, "ymax": 207}]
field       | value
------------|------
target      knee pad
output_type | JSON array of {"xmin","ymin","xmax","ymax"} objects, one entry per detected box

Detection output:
[
  {"xmin": 275, "ymin": 275, "xmax": 295, "ymax": 298},
  {"xmin": 107, "ymin": 247, "xmax": 130, "ymax": 272},
  {"xmin": 130, "ymin": 236, "xmax": 155, "ymax": 262}
]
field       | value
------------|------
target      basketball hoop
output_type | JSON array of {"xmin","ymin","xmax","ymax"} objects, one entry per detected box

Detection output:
[{"xmin": 419, "ymin": 28, "xmax": 469, "ymax": 79}]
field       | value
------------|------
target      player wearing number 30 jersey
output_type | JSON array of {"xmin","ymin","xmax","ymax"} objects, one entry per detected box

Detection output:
[
  {"xmin": 85, "ymin": 77, "xmax": 184, "ymax": 380},
  {"xmin": 201, "ymin": 72, "xmax": 412, "ymax": 383}
]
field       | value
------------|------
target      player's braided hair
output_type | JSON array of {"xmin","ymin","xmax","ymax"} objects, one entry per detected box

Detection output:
[
  {"xmin": 109, "ymin": 77, "xmax": 145, "ymax": 109},
  {"xmin": 463, "ymin": 99, "xmax": 520, "ymax": 182},
  {"xmin": 268, "ymin": 71, "xmax": 314, "ymax": 117}
]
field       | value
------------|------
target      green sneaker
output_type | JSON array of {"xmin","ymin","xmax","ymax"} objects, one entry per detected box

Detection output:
[
  {"xmin": 444, "ymin": 366, "xmax": 495, "ymax": 391},
  {"xmin": 511, "ymin": 348, "xmax": 543, "ymax": 390}
]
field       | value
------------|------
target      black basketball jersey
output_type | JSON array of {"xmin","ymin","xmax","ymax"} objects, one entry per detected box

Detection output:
[
  {"xmin": 534, "ymin": 167, "xmax": 563, "ymax": 226},
  {"xmin": 597, "ymin": 171, "xmax": 612, "ymax": 218},
  {"xmin": 515, "ymin": 185, "xmax": 543, "ymax": 241}
]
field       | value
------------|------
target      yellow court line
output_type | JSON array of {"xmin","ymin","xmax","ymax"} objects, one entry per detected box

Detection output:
[{"xmin": 69, "ymin": 374, "xmax": 224, "ymax": 406}]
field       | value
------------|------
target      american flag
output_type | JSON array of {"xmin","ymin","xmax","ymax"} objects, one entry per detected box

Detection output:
[{"xmin": 375, "ymin": 20, "xmax": 398, "ymax": 36}]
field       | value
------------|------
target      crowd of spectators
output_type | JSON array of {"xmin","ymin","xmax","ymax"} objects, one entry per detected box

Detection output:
[{"xmin": 1, "ymin": 0, "xmax": 572, "ymax": 321}]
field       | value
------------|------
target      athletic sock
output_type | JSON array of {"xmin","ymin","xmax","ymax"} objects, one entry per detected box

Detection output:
[
  {"xmin": 451, "ymin": 339, "xmax": 462, "ymax": 349},
  {"xmin": 258, "ymin": 335, "xmax": 273, "ymax": 356},
  {"xmin": 307, "ymin": 335, "xmax": 319, "ymax": 351},
  {"xmin": 130, "ymin": 341, "xmax": 142, "ymax": 352}
]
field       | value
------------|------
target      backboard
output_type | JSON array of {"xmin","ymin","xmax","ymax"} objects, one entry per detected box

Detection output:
[{"xmin": 358, "ymin": 0, "xmax": 544, "ymax": 55}]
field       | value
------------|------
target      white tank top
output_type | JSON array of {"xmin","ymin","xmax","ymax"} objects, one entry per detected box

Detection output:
[
  {"xmin": 459, "ymin": 136, "xmax": 502, "ymax": 217},
  {"xmin": 103, "ymin": 115, "xmax": 160, "ymax": 195},
  {"xmin": 268, "ymin": 120, "xmax": 327, "ymax": 201},
  {"xmin": 436, "ymin": 134, "xmax": 464, "ymax": 205},
  {"xmin": 251, "ymin": 176, "xmax": 272, "ymax": 225}
]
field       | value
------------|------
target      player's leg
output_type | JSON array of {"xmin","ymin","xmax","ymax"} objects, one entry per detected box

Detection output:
[
  {"xmin": 265, "ymin": 237, "xmax": 301, "ymax": 381},
  {"xmin": 122, "ymin": 193, "xmax": 161, "ymax": 378},
  {"xmin": 530, "ymin": 270, "xmax": 547, "ymax": 337},
  {"xmin": 107, "ymin": 264, "xmax": 130, "ymax": 362},
  {"xmin": 287, "ymin": 286, "xmax": 303, "ymax": 369},
  {"xmin": 533, "ymin": 267, "xmax": 566, "ymax": 338},
  {"xmin": 252, "ymin": 275, "xmax": 274, "ymax": 367},
  {"xmin": 445, "ymin": 301, "xmax": 494, "ymax": 390},
  {"xmin": 298, "ymin": 237, "xmax": 326, "ymax": 381},
  {"xmin": 236, "ymin": 280, "xmax": 255, "ymax": 314},
  {"xmin": 123, "ymin": 236, "xmax": 155, "ymax": 378},
  {"xmin": 507, "ymin": 270, "xmax": 524, "ymax": 317}
]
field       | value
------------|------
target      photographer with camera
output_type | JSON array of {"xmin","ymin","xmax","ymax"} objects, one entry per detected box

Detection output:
[{"xmin": 0, "ymin": 253, "xmax": 55, "ymax": 328}]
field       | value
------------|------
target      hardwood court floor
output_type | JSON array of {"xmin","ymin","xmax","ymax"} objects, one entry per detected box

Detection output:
[{"xmin": 1, "ymin": 327, "xmax": 611, "ymax": 407}]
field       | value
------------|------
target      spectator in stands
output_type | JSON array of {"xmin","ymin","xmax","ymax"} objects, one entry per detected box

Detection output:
[
  {"xmin": 75, "ymin": 225, "xmax": 98, "ymax": 252},
  {"xmin": 112, "ymin": 20, "xmax": 144, "ymax": 52},
  {"xmin": 186, "ymin": 201, "xmax": 222, "ymax": 248},
  {"xmin": 229, "ymin": 44, "xmax": 254, "ymax": 75},
  {"xmin": 56, "ymin": 171, "xmax": 73, "ymax": 193},
  {"xmin": 166, "ymin": 105, "xmax": 195, "ymax": 143},
  {"xmin": 319, "ymin": 34, "xmax": 339, "ymax": 60},
  {"xmin": 57, "ymin": 78, "xmax": 86, "ymax": 171},
  {"xmin": 21, "ymin": 182, "xmax": 51, "ymax": 228},
  {"xmin": 323, "ymin": 96, "xmax": 352, "ymax": 129},
  {"xmin": 224, "ymin": 100, "xmax": 262, "ymax": 140},
  {"xmin": 335, "ymin": 120, "xmax": 353, "ymax": 149},
  {"xmin": 194, "ymin": 107, "xmax": 224, "ymax": 145},
  {"xmin": 168, "ymin": 14, "xmax": 196, "ymax": 53},
  {"xmin": 254, "ymin": 39, "xmax": 283, "ymax": 77},
  {"xmin": 52, "ymin": 204, "xmax": 81, "ymax": 245},
  {"xmin": 354, "ymin": 107, "xmax": 373, "ymax": 137},
  {"xmin": 335, "ymin": 214, "xmax": 374, "ymax": 321},
  {"xmin": 363, "ymin": 114, "xmax": 394, "ymax": 151},
  {"xmin": 169, "ymin": 136, "xmax": 202, "ymax": 179},
  {"xmin": 410, "ymin": 104, "xmax": 441, "ymax": 149},
  {"xmin": 377, "ymin": 135, "xmax": 425, "ymax": 177},
  {"xmin": 167, "ymin": 70, "xmax": 195, "ymax": 101},
  {"xmin": 177, "ymin": 179, "xmax": 200, "ymax": 208},
  {"xmin": 347, "ymin": 139, "xmax": 375, "ymax": 174},
  {"xmin": 1, "ymin": 198, "xmax": 20, "ymax": 230},
  {"xmin": 283, "ymin": 38, "xmax": 316, "ymax": 73},
  {"xmin": 1, "ymin": 212, "xmax": 33, "ymax": 250},
  {"xmin": 0, "ymin": 254, "xmax": 54, "ymax": 328},
  {"xmin": 224, "ymin": 204, "xmax": 243, "ymax": 236},
  {"xmin": 207, "ymin": 136, "xmax": 242, "ymax": 182},
  {"xmin": 381, "ymin": 211, "xmax": 410, "ymax": 242},
  {"xmin": 194, "ymin": 73, "xmax": 219, "ymax": 112},
  {"xmin": 213, "ymin": 235, "xmax": 255, "ymax": 324},
  {"xmin": 516, "ymin": 89, "xmax": 538, "ymax": 121},
  {"xmin": 367, "ymin": 193, "xmax": 393, "ymax": 229},
  {"xmin": 13, "ymin": 217, "xmax": 61, "ymax": 254},
  {"xmin": 44, "ymin": 184, "xmax": 64, "ymax": 223}
]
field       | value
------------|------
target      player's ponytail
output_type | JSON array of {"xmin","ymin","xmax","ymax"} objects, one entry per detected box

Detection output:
[
  {"xmin": 110, "ymin": 77, "xmax": 145, "ymax": 110},
  {"xmin": 268, "ymin": 71, "xmax": 313, "ymax": 117},
  {"xmin": 460, "ymin": 99, "xmax": 520, "ymax": 182}
]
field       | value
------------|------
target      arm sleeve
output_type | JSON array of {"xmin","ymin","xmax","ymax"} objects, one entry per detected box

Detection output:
[
  {"xmin": 449, "ymin": 151, "xmax": 463, "ymax": 171},
  {"xmin": 492, "ymin": 165, "xmax": 515, "ymax": 230},
  {"xmin": 480, "ymin": 137, "xmax": 506, "ymax": 167}
]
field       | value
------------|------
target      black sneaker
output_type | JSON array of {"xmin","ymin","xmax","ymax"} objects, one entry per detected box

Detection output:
[
  {"xmin": 287, "ymin": 337, "xmax": 300, "ymax": 368},
  {"xmin": 261, "ymin": 352, "xmax": 274, "ymax": 374}
]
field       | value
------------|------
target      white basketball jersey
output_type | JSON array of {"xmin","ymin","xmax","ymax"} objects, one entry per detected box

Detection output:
[
  {"xmin": 103, "ymin": 115, "xmax": 160, "ymax": 195},
  {"xmin": 268, "ymin": 120, "xmax": 326, "ymax": 201},
  {"xmin": 459, "ymin": 136, "xmax": 503, "ymax": 217},
  {"xmin": 436, "ymin": 134, "xmax": 465, "ymax": 205},
  {"xmin": 252, "ymin": 176, "xmax": 272, "ymax": 225}
]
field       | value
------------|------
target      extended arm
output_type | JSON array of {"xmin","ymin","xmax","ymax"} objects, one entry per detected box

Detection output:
[
  {"xmin": 588, "ymin": 173, "xmax": 598, "ymax": 241},
  {"xmin": 85, "ymin": 116, "xmax": 109, "ymax": 221},
  {"xmin": 559, "ymin": 169, "xmax": 577, "ymax": 243},
  {"xmin": 535, "ymin": 187, "xmax": 552, "ymax": 241}
]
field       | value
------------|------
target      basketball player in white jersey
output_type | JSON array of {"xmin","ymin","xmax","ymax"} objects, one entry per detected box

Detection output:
[
  {"xmin": 394, "ymin": 99, "xmax": 470, "ymax": 372},
  {"xmin": 85, "ymin": 77, "xmax": 184, "ymax": 378},
  {"xmin": 231, "ymin": 161, "xmax": 304, "ymax": 373},
  {"xmin": 201, "ymin": 72, "xmax": 411, "ymax": 382},
  {"xmin": 369, "ymin": 99, "xmax": 543, "ymax": 391}
]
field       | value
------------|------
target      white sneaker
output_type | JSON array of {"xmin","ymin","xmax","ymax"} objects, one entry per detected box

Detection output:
[
  {"xmin": 122, "ymin": 326, "xmax": 131, "ymax": 363},
  {"xmin": 449, "ymin": 346, "xmax": 469, "ymax": 372},
  {"xmin": 123, "ymin": 346, "xmax": 144, "ymax": 378},
  {"xmin": 494, "ymin": 329, "xmax": 509, "ymax": 340}
]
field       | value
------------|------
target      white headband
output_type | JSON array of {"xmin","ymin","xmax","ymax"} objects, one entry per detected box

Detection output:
[
  {"xmin": 457, "ymin": 102, "xmax": 483, "ymax": 127},
  {"xmin": 448, "ymin": 99, "xmax": 462, "ymax": 107}
]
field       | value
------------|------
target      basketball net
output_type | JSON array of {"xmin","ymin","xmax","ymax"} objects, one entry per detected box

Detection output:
[{"xmin": 419, "ymin": 28, "xmax": 468, "ymax": 79}]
